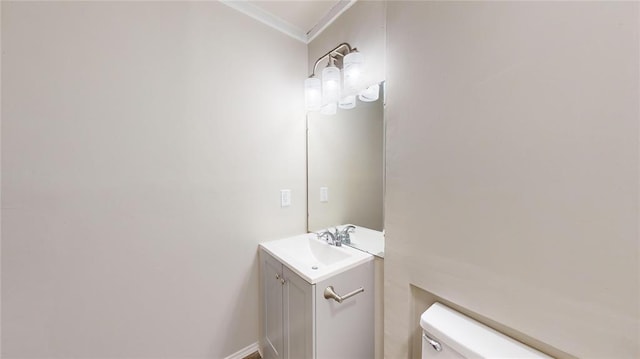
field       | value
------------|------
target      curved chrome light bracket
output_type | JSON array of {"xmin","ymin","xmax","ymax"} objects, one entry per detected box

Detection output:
[{"xmin": 310, "ymin": 42, "xmax": 357, "ymax": 78}]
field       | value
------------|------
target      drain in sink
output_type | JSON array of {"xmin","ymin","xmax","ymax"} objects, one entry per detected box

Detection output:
[{"xmin": 311, "ymin": 266, "xmax": 318, "ymax": 270}]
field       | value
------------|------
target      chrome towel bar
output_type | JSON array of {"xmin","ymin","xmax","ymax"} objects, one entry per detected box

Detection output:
[{"xmin": 323, "ymin": 285, "xmax": 364, "ymax": 303}]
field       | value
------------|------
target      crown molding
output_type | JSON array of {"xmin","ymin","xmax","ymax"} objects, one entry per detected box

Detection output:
[
  {"xmin": 220, "ymin": 0, "xmax": 357, "ymax": 45},
  {"xmin": 306, "ymin": 0, "xmax": 357, "ymax": 43},
  {"xmin": 220, "ymin": 0, "xmax": 308, "ymax": 43}
]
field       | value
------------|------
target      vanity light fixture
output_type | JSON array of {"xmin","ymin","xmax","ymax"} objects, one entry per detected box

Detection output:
[
  {"xmin": 305, "ymin": 42, "xmax": 373, "ymax": 115},
  {"xmin": 338, "ymin": 95, "xmax": 356, "ymax": 110},
  {"xmin": 304, "ymin": 77, "xmax": 321, "ymax": 111},
  {"xmin": 358, "ymin": 83, "xmax": 380, "ymax": 103},
  {"xmin": 321, "ymin": 57, "xmax": 341, "ymax": 104},
  {"xmin": 343, "ymin": 50, "xmax": 364, "ymax": 93}
]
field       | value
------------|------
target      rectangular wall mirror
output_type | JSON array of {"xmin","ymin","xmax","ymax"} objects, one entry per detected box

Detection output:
[{"xmin": 307, "ymin": 82, "xmax": 385, "ymax": 257}]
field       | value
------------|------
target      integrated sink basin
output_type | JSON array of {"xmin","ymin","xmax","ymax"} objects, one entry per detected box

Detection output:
[
  {"xmin": 259, "ymin": 233, "xmax": 373, "ymax": 284},
  {"xmin": 278, "ymin": 235, "xmax": 350, "ymax": 266}
]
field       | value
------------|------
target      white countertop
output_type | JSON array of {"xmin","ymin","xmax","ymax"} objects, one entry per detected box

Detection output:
[{"xmin": 259, "ymin": 232, "xmax": 373, "ymax": 284}]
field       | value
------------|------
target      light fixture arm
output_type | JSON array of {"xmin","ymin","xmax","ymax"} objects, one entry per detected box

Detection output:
[{"xmin": 310, "ymin": 42, "xmax": 354, "ymax": 77}]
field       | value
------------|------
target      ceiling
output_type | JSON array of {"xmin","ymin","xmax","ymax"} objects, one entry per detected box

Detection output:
[
  {"xmin": 221, "ymin": 0, "xmax": 353, "ymax": 43},
  {"xmin": 248, "ymin": 0, "xmax": 341, "ymax": 35}
]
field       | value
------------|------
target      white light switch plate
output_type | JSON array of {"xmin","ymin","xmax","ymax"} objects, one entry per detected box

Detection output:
[
  {"xmin": 280, "ymin": 189, "xmax": 291, "ymax": 207},
  {"xmin": 320, "ymin": 187, "xmax": 328, "ymax": 202}
]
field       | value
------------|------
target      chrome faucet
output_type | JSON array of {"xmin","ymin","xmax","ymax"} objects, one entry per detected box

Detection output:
[
  {"xmin": 317, "ymin": 228, "xmax": 342, "ymax": 246},
  {"xmin": 338, "ymin": 225, "xmax": 356, "ymax": 245}
]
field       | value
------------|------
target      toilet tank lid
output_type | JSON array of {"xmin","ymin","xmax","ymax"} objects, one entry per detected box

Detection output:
[{"xmin": 420, "ymin": 303, "xmax": 552, "ymax": 359}]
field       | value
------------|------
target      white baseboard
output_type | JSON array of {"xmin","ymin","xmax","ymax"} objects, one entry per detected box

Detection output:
[{"xmin": 224, "ymin": 342, "xmax": 261, "ymax": 359}]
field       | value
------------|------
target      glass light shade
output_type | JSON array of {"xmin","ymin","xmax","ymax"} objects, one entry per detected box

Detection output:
[
  {"xmin": 322, "ymin": 65, "xmax": 341, "ymax": 104},
  {"xmin": 358, "ymin": 83, "xmax": 380, "ymax": 102},
  {"xmin": 343, "ymin": 51, "xmax": 364, "ymax": 93},
  {"xmin": 320, "ymin": 102, "xmax": 337, "ymax": 116},
  {"xmin": 338, "ymin": 95, "xmax": 356, "ymax": 110},
  {"xmin": 304, "ymin": 77, "xmax": 321, "ymax": 111}
]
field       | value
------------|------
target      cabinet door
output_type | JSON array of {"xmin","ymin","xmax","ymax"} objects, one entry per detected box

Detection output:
[
  {"xmin": 262, "ymin": 251, "xmax": 284, "ymax": 359},
  {"xmin": 315, "ymin": 260, "xmax": 374, "ymax": 359},
  {"xmin": 283, "ymin": 266, "xmax": 314, "ymax": 359}
]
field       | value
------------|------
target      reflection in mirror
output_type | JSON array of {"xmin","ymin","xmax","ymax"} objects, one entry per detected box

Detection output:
[{"xmin": 307, "ymin": 83, "xmax": 384, "ymax": 257}]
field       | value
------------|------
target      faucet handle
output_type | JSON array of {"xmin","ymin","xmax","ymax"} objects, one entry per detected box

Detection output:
[
  {"xmin": 339, "ymin": 225, "xmax": 356, "ymax": 245},
  {"xmin": 317, "ymin": 230, "xmax": 336, "ymax": 245},
  {"xmin": 342, "ymin": 225, "xmax": 356, "ymax": 234}
]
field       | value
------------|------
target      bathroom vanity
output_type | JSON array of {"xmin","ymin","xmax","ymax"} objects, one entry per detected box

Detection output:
[{"xmin": 259, "ymin": 234, "xmax": 374, "ymax": 359}]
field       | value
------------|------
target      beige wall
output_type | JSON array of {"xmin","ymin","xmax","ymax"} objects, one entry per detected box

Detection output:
[
  {"xmin": 4, "ymin": 2, "xmax": 639, "ymax": 358},
  {"xmin": 1, "ymin": 2, "xmax": 306, "ymax": 358},
  {"xmin": 385, "ymin": 2, "xmax": 639, "ymax": 358}
]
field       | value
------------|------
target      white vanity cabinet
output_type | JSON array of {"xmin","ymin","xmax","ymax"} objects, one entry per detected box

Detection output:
[
  {"xmin": 262, "ymin": 250, "xmax": 314, "ymax": 359},
  {"xmin": 260, "ymin": 248, "xmax": 374, "ymax": 359}
]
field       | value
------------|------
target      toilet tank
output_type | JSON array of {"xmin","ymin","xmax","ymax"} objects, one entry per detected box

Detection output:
[{"xmin": 420, "ymin": 303, "xmax": 552, "ymax": 359}]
